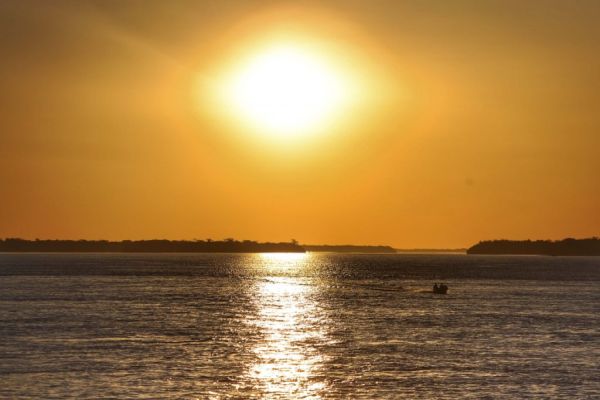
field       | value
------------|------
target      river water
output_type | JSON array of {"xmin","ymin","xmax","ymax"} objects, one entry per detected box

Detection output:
[{"xmin": 0, "ymin": 253, "xmax": 598, "ymax": 399}]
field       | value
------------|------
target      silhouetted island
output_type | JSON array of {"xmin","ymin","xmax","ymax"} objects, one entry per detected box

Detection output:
[
  {"xmin": 303, "ymin": 244, "xmax": 397, "ymax": 253},
  {"xmin": 0, "ymin": 238, "xmax": 305, "ymax": 253},
  {"xmin": 467, "ymin": 238, "xmax": 600, "ymax": 256}
]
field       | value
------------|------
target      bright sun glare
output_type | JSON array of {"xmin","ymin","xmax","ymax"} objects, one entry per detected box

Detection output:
[{"xmin": 219, "ymin": 44, "xmax": 353, "ymax": 138}]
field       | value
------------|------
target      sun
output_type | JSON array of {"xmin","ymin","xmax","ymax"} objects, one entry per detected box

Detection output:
[{"xmin": 217, "ymin": 43, "xmax": 353, "ymax": 138}]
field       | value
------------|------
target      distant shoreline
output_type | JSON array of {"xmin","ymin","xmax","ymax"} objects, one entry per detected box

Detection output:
[
  {"xmin": 395, "ymin": 249, "xmax": 466, "ymax": 254},
  {"xmin": 0, "ymin": 239, "xmax": 305, "ymax": 253},
  {"xmin": 0, "ymin": 239, "xmax": 397, "ymax": 254},
  {"xmin": 467, "ymin": 238, "xmax": 600, "ymax": 256},
  {"xmin": 304, "ymin": 244, "xmax": 397, "ymax": 253},
  {"xmin": 5, "ymin": 238, "xmax": 597, "ymax": 256}
]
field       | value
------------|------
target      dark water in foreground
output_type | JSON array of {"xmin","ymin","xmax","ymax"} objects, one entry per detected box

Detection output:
[{"xmin": 0, "ymin": 253, "xmax": 599, "ymax": 399}]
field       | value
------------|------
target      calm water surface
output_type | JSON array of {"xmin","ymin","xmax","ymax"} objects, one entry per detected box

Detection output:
[{"xmin": 0, "ymin": 253, "xmax": 599, "ymax": 399}]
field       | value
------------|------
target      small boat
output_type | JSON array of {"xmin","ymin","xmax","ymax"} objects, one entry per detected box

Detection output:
[{"xmin": 433, "ymin": 283, "xmax": 448, "ymax": 294}]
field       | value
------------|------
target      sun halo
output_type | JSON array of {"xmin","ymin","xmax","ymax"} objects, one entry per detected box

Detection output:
[{"xmin": 215, "ymin": 43, "xmax": 356, "ymax": 140}]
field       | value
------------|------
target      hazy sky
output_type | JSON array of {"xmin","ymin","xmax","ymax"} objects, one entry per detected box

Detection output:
[{"xmin": 1, "ymin": 0, "xmax": 599, "ymax": 248}]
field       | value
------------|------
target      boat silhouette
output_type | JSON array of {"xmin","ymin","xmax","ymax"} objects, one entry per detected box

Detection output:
[{"xmin": 433, "ymin": 283, "xmax": 448, "ymax": 294}]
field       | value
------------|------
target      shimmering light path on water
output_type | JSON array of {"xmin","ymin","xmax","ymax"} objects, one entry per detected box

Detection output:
[{"xmin": 0, "ymin": 253, "xmax": 599, "ymax": 398}]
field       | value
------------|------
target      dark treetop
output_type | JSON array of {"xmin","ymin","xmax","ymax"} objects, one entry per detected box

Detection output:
[{"xmin": 467, "ymin": 238, "xmax": 600, "ymax": 256}]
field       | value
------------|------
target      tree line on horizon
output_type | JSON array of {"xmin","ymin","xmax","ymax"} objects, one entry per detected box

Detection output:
[
  {"xmin": 467, "ymin": 238, "xmax": 600, "ymax": 256},
  {"xmin": 0, "ymin": 238, "xmax": 305, "ymax": 253},
  {"xmin": 0, "ymin": 238, "xmax": 397, "ymax": 253}
]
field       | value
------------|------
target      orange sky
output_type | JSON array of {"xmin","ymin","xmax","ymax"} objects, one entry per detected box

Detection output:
[{"xmin": 1, "ymin": 1, "xmax": 599, "ymax": 248}]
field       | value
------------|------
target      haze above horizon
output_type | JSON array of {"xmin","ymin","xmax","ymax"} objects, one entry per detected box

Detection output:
[{"xmin": 1, "ymin": 1, "xmax": 599, "ymax": 248}]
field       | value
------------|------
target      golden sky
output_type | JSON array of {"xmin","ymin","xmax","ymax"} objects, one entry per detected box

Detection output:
[{"xmin": 1, "ymin": 0, "xmax": 599, "ymax": 248}]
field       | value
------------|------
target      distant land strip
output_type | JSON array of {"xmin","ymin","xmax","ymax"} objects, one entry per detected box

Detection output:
[
  {"xmin": 394, "ymin": 248, "xmax": 466, "ymax": 254},
  {"xmin": 467, "ymin": 238, "xmax": 600, "ymax": 256},
  {"xmin": 0, "ymin": 238, "xmax": 305, "ymax": 253},
  {"xmin": 0, "ymin": 239, "xmax": 397, "ymax": 253},
  {"xmin": 6, "ymin": 238, "xmax": 597, "ymax": 255},
  {"xmin": 304, "ymin": 244, "xmax": 397, "ymax": 253}
]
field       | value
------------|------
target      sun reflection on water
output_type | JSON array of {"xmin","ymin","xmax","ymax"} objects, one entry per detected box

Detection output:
[
  {"xmin": 258, "ymin": 252, "xmax": 309, "ymax": 273},
  {"xmin": 246, "ymin": 253, "xmax": 329, "ymax": 398}
]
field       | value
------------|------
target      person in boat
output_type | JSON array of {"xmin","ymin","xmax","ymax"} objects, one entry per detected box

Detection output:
[{"xmin": 433, "ymin": 282, "xmax": 448, "ymax": 293}]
